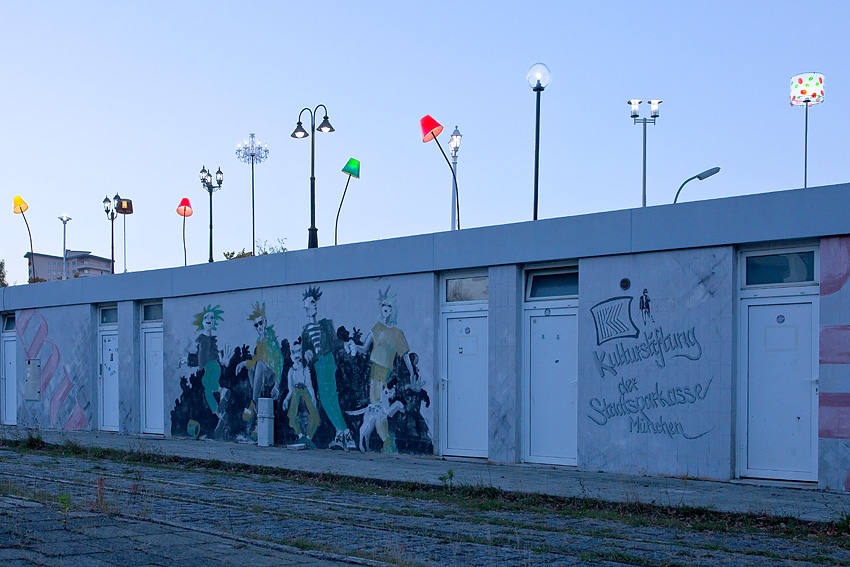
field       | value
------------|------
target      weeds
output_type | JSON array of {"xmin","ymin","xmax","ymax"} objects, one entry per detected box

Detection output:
[
  {"xmin": 57, "ymin": 493, "xmax": 71, "ymax": 528},
  {"xmin": 438, "ymin": 468, "xmax": 454, "ymax": 491}
]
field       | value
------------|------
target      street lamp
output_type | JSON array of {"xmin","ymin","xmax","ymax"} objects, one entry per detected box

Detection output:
[
  {"xmin": 527, "ymin": 62, "xmax": 550, "ymax": 221},
  {"xmin": 115, "ymin": 196, "xmax": 133, "ymax": 273},
  {"xmin": 292, "ymin": 105, "xmax": 334, "ymax": 249},
  {"xmin": 176, "ymin": 198, "xmax": 193, "ymax": 266},
  {"xmin": 199, "ymin": 166, "xmax": 223, "ymax": 263},
  {"xmin": 674, "ymin": 167, "xmax": 721, "ymax": 204},
  {"xmin": 628, "ymin": 98, "xmax": 662, "ymax": 207},
  {"xmin": 420, "ymin": 114, "xmax": 461, "ymax": 229},
  {"xmin": 335, "ymin": 158, "xmax": 360, "ymax": 246},
  {"xmin": 235, "ymin": 133, "xmax": 269, "ymax": 256},
  {"xmin": 448, "ymin": 126, "xmax": 462, "ymax": 231},
  {"xmin": 12, "ymin": 196, "xmax": 35, "ymax": 281},
  {"xmin": 103, "ymin": 194, "xmax": 118, "ymax": 274},
  {"xmin": 790, "ymin": 73, "xmax": 824, "ymax": 189},
  {"xmin": 58, "ymin": 215, "xmax": 71, "ymax": 279}
]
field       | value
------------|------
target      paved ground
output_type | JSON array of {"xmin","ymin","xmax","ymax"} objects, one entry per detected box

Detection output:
[
  {"xmin": 0, "ymin": 495, "xmax": 374, "ymax": 567},
  {"xmin": 2, "ymin": 427, "xmax": 849, "ymax": 523},
  {"xmin": 3, "ymin": 438, "xmax": 850, "ymax": 566}
]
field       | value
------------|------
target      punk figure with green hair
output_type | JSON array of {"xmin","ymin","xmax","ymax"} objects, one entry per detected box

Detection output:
[{"xmin": 182, "ymin": 304, "xmax": 227, "ymax": 415}]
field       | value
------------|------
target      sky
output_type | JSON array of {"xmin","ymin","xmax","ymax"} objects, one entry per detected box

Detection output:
[{"xmin": 1, "ymin": 1, "xmax": 848, "ymax": 285}]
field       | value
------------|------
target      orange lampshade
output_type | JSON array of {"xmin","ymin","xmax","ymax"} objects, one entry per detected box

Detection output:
[
  {"xmin": 176, "ymin": 198, "xmax": 193, "ymax": 217},
  {"xmin": 420, "ymin": 115, "xmax": 443, "ymax": 142},
  {"xmin": 12, "ymin": 195, "xmax": 28, "ymax": 214}
]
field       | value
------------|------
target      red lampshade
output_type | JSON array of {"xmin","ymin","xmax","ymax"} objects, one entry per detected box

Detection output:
[
  {"xmin": 420, "ymin": 115, "xmax": 443, "ymax": 142},
  {"xmin": 176, "ymin": 198, "xmax": 193, "ymax": 217}
]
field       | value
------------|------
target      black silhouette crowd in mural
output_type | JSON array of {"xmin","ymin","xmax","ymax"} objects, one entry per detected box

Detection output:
[{"xmin": 171, "ymin": 285, "xmax": 433, "ymax": 454}]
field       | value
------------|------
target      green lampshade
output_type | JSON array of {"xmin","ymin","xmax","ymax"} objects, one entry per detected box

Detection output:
[{"xmin": 341, "ymin": 158, "xmax": 360, "ymax": 179}]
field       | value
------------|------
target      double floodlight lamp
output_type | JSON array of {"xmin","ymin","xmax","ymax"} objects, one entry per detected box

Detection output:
[{"xmin": 628, "ymin": 99, "xmax": 662, "ymax": 119}]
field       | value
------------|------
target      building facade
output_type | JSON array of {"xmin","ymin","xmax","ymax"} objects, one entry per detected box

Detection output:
[
  {"xmin": 2, "ymin": 184, "xmax": 850, "ymax": 490},
  {"xmin": 25, "ymin": 250, "xmax": 112, "ymax": 281}
]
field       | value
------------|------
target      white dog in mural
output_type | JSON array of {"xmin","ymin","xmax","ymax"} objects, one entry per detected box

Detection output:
[{"xmin": 346, "ymin": 385, "xmax": 405, "ymax": 452}]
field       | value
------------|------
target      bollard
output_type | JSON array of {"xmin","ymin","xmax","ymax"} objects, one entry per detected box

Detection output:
[{"xmin": 257, "ymin": 397, "xmax": 274, "ymax": 447}]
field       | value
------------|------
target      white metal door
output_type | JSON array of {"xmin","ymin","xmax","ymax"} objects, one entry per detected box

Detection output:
[
  {"xmin": 740, "ymin": 299, "xmax": 818, "ymax": 481},
  {"xmin": 141, "ymin": 329, "xmax": 164, "ymax": 434},
  {"xmin": 99, "ymin": 332, "xmax": 119, "ymax": 432},
  {"xmin": 1, "ymin": 337, "xmax": 16, "ymax": 425},
  {"xmin": 443, "ymin": 315, "xmax": 488, "ymax": 457},
  {"xmin": 526, "ymin": 310, "xmax": 578, "ymax": 465}
]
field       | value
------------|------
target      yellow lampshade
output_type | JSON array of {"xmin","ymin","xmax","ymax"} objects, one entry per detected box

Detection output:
[{"xmin": 13, "ymin": 196, "xmax": 28, "ymax": 214}]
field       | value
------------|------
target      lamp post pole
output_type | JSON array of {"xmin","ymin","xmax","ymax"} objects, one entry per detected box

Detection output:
[
  {"xmin": 789, "ymin": 73, "xmax": 824, "ymax": 189},
  {"xmin": 292, "ymin": 105, "xmax": 334, "ymax": 249},
  {"xmin": 236, "ymin": 133, "xmax": 269, "ymax": 256},
  {"xmin": 527, "ymin": 63, "xmax": 550, "ymax": 221},
  {"xmin": 628, "ymin": 99, "xmax": 662, "ymax": 207},
  {"xmin": 102, "ymin": 195, "xmax": 118, "ymax": 274},
  {"xmin": 58, "ymin": 215, "xmax": 71, "ymax": 279},
  {"xmin": 13, "ymin": 196, "xmax": 35, "ymax": 281},
  {"xmin": 200, "ymin": 166, "xmax": 224, "ymax": 263},
  {"xmin": 449, "ymin": 126, "xmax": 462, "ymax": 231}
]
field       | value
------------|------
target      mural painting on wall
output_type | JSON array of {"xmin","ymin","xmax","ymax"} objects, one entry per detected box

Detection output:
[
  {"xmin": 170, "ymin": 286, "xmax": 433, "ymax": 454},
  {"xmin": 16, "ymin": 309, "xmax": 90, "ymax": 431},
  {"xmin": 587, "ymin": 289, "xmax": 712, "ymax": 440}
]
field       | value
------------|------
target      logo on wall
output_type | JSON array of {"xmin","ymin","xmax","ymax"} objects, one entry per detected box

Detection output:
[{"xmin": 590, "ymin": 296, "xmax": 639, "ymax": 345}]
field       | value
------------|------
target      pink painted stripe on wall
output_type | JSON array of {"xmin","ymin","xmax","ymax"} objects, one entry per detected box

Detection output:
[
  {"xmin": 821, "ymin": 236, "xmax": 850, "ymax": 296},
  {"xmin": 820, "ymin": 325, "xmax": 850, "ymax": 364},
  {"xmin": 819, "ymin": 392, "xmax": 850, "ymax": 439}
]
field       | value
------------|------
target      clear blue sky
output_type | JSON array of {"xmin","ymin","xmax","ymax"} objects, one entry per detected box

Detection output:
[{"xmin": 1, "ymin": 1, "xmax": 847, "ymax": 284}]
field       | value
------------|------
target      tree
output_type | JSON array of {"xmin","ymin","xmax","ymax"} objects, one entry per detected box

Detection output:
[
  {"xmin": 0, "ymin": 259, "xmax": 7, "ymax": 287},
  {"xmin": 223, "ymin": 238, "xmax": 287, "ymax": 260}
]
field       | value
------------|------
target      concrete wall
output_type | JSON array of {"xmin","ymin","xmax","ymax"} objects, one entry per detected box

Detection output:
[
  {"xmin": 3, "ymin": 184, "xmax": 850, "ymax": 486},
  {"xmin": 578, "ymin": 247, "xmax": 734, "ymax": 479}
]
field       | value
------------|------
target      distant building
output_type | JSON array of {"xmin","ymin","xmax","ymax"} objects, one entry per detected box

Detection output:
[{"xmin": 24, "ymin": 250, "xmax": 112, "ymax": 280}]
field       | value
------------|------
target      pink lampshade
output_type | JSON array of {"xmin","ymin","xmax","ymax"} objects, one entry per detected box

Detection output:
[
  {"xmin": 420, "ymin": 115, "xmax": 443, "ymax": 142},
  {"xmin": 176, "ymin": 198, "xmax": 193, "ymax": 217}
]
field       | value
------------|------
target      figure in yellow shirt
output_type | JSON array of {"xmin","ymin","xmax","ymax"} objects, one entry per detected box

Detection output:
[{"xmin": 351, "ymin": 286, "xmax": 417, "ymax": 453}]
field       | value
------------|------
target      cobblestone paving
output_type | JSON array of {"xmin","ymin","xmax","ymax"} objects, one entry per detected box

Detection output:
[{"xmin": 1, "ymin": 448, "xmax": 849, "ymax": 566}]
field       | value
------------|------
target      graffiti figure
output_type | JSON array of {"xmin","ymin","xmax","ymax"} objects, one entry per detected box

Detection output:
[
  {"xmin": 182, "ymin": 305, "xmax": 228, "ymax": 415},
  {"xmin": 346, "ymin": 381, "xmax": 405, "ymax": 452},
  {"xmin": 236, "ymin": 302, "xmax": 284, "ymax": 433},
  {"xmin": 350, "ymin": 286, "xmax": 417, "ymax": 453},
  {"xmin": 301, "ymin": 286, "xmax": 357, "ymax": 451},
  {"xmin": 282, "ymin": 337, "xmax": 319, "ymax": 448},
  {"xmin": 639, "ymin": 289, "xmax": 655, "ymax": 325}
]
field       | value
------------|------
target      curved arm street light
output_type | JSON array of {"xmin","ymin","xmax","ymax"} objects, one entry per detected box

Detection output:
[
  {"xmin": 13, "ymin": 196, "xmax": 35, "ymax": 281},
  {"xmin": 335, "ymin": 158, "xmax": 360, "ymax": 246},
  {"xmin": 176, "ymin": 198, "xmax": 193, "ymax": 266},
  {"xmin": 236, "ymin": 133, "xmax": 269, "ymax": 256},
  {"xmin": 420, "ymin": 114, "xmax": 460, "ymax": 230},
  {"xmin": 292, "ymin": 104, "xmax": 334, "ymax": 249},
  {"xmin": 674, "ymin": 167, "xmax": 720, "ymax": 204}
]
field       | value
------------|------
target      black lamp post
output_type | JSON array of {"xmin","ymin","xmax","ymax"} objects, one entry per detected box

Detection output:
[
  {"xmin": 527, "ymin": 63, "xmax": 551, "ymax": 221},
  {"xmin": 102, "ymin": 194, "xmax": 119, "ymax": 274},
  {"xmin": 199, "ymin": 166, "xmax": 223, "ymax": 263},
  {"xmin": 292, "ymin": 105, "xmax": 334, "ymax": 249}
]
